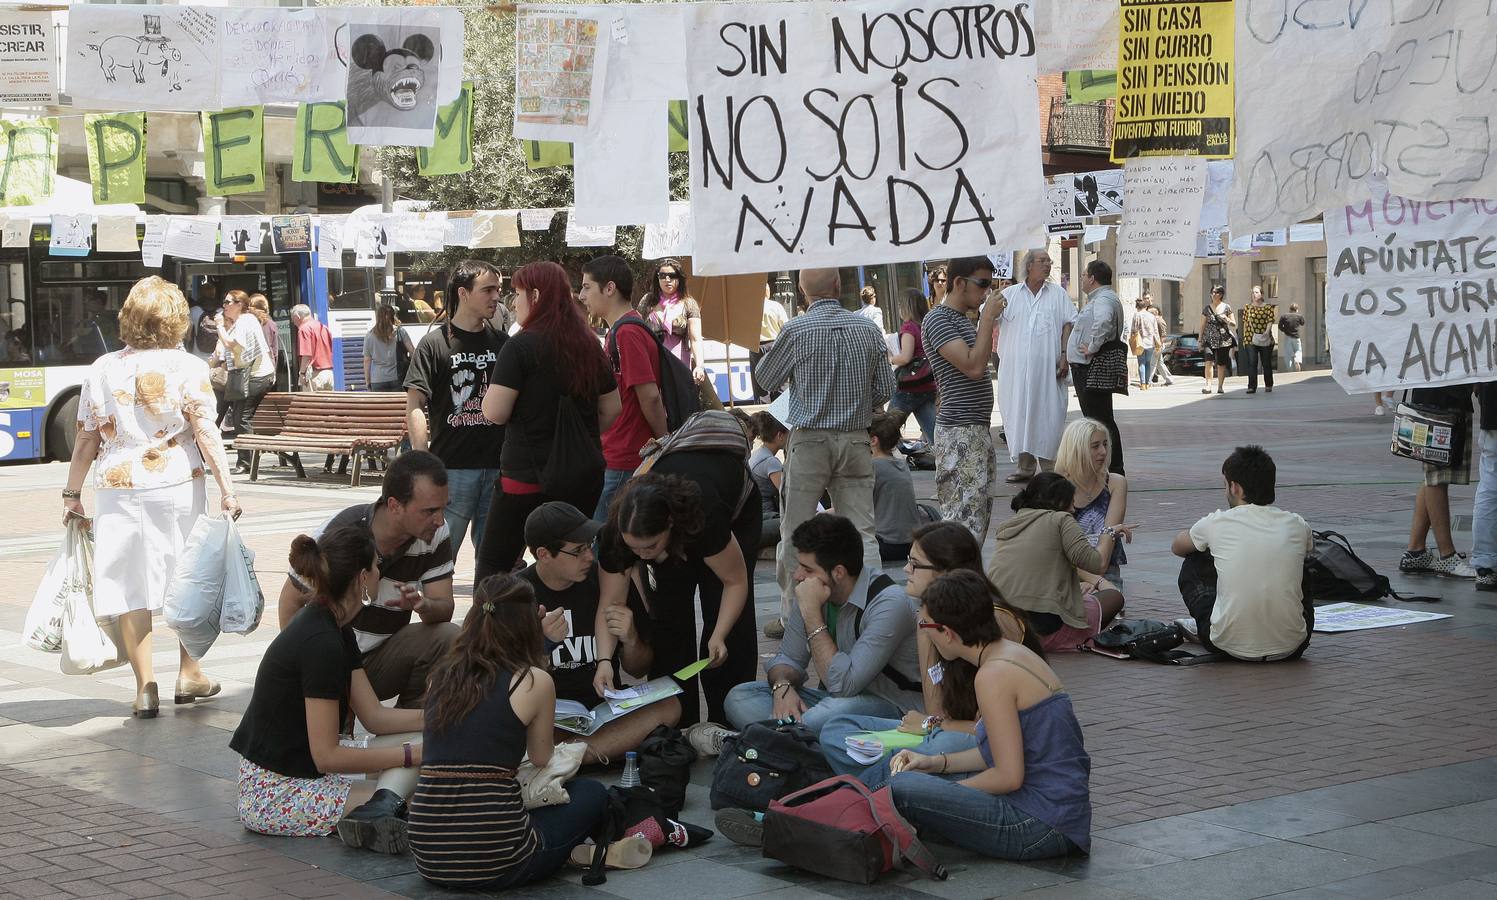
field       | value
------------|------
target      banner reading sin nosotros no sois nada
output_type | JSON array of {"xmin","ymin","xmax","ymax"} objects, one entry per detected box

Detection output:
[
  {"xmin": 1111, "ymin": 0, "xmax": 1233, "ymax": 163},
  {"xmin": 685, "ymin": 0, "xmax": 1048, "ymax": 275}
]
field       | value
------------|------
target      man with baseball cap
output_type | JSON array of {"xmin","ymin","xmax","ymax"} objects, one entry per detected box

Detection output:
[{"xmin": 517, "ymin": 502, "xmax": 680, "ymax": 764}]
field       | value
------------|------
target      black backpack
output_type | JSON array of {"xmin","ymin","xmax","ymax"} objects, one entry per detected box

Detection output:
[
  {"xmin": 1305, "ymin": 530, "xmax": 1439, "ymax": 603},
  {"xmin": 193, "ymin": 312, "xmax": 219, "ymax": 354},
  {"xmin": 710, "ymin": 720, "xmax": 834, "ymax": 812},
  {"xmin": 608, "ymin": 316, "xmax": 700, "ymax": 432},
  {"xmin": 1085, "ymin": 618, "xmax": 1185, "ymax": 662}
]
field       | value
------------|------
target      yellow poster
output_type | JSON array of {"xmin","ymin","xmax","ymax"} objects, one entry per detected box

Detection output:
[
  {"xmin": 1111, "ymin": 0, "xmax": 1233, "ymax": 162},
  {"xmin": 0, "ymin": 367, "xmax": 44, "ymax": 409}
]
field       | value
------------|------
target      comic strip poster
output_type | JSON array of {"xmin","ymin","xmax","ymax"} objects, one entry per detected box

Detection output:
[{"xmin": 513, "ymin": 6, "xmax": 611, "ymax": 141}]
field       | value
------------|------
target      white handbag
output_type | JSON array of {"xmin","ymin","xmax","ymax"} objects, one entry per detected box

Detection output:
[
  {"xmin": 59, "ymin": 522, "xmax": 127, "ymax": 675},
  {"xmin": 517, "ymin": 741, "xmax": 587, "ymax": 809}
]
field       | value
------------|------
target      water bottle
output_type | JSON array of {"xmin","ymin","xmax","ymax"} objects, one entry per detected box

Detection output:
[{"xmin": 620, "ymin": 751, "xmax": 641, "ymax": 788}]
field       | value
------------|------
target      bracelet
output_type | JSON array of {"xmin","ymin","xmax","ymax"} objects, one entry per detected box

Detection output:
[
  {"xmin": 772, "ymin": 680, "xmax": 793, "ymax": 697},
  {"xmin": 402, "ymin": 742, "xmax": 413, "ymax": 769},
  {"xmin": 939, "ymin": 753, "xmax": 948, "ymax": 774},
  {"xmin": 806, "ymin": 624, "xmax": 829, "ymax": 641},
  {"xmin": 596, "ymin": 657, "xmax": 614, "ymax": 666},
  {"xmin": 61, "ymin": 488, "xmax": 81, "ymax": 499}
]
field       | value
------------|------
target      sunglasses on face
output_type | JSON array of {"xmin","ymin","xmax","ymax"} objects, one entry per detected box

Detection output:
[
  {"xmin": 932, "ymin": 277, "xmax": 947, "ymax": 284},
  {"xmin": 658, "ymin": 272, "xmax": 680, "ymax": 280},
  {"xmin": 961, "ymin": 277, "xmax": 993, "ymax": 290}
]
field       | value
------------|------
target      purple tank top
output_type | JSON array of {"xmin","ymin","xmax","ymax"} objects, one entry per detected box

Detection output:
[
  {"xmin": 1075, "ymin": 487, "xmax": 1126, "ymax": 567},
  {"xmin": 976, "ymin": 693, "xmax": 1092, "ymax": 852}
]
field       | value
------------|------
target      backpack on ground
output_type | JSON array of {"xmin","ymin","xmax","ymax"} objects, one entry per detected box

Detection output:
[
  {"xmin": 1083, "ymin": 618, "xmax": 1185, "ymax": 663},
  {"xmin": 763, "ymin": 775, "xmax": 947, "ymax": 884},
  {"xmin": 633, "ymin": 409, "xmax": 755, "ymax": 517},
  {"xmin": 1305, "ymin": 530, "xmax": 1440, "ymax": 603},
  {"xmin": 635, "ymin": 724, "xmax": 697, "ymax": 819},
  {"xmin": 710, "ymin": 720, "xmax": 834, "ymax": 812},
  {"xmin": 608, "ymin": 316, "xmax": 701, "ymax": 432}
]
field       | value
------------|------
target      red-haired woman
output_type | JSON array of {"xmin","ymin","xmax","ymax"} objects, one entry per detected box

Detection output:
[{"xmin": 478, "ymin": 262, "xmax": 621, "ymax": 580}]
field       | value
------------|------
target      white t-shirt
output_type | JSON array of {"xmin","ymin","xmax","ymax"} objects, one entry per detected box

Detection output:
[
  {"xmin": 1189, "ymin": 504, "xmax": 1313, "ymax": 659},
  {"xmin": 858, "ymin": 304, "xmax": 884, "ymax": 331}
]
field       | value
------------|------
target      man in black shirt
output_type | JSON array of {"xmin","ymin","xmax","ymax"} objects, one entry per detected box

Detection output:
[
  {"xmin": 517, "ymin": 502, "xmax": 679, "ymax": 764},
  {"xmin": 405, "ymin": 260, "xmax": 508, "ymax": 562},
  {"xmin": 1278, "ymin": 302, "xmax": 1306, "ymax": 372}
]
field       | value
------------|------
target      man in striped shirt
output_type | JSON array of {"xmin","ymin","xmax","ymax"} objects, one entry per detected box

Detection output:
[
  {"xmin": 277, "ymin": 450, "xmax": 458, "ymax": 707},
  {"xmin": 755, "ymin": 268, "xmax": 895, "ymax": 630}
]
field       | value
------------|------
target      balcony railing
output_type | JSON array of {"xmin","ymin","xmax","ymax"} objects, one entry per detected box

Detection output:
[{"xmin": 1047, "ymin": 98, "xmax": 1114, "ymax": 154}]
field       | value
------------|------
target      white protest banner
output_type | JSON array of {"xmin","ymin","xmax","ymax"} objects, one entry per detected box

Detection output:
[
  {"xmin": 49, "ymin": 215, "xmax": 92, "ymax": 258},
  {"xmin": 514, "ymin": 6, "xmax": 611, "ymax": 141},
  {"xmin": 67, "ymin": 5, "xmax": 219, "ymax": 112},
  {"xmin": 603, "ymin": 4, "xmax": 686, "ymax": 102},
  {"xmin": 573, "ymin": 99, "xmax": 668, "ymax": 227},
  {"xmin": 1198, "ymin": 159, "xmax": 1233, "ymax": 230},
  {"xmin": 1325, "ymin": 192, "xmax": 1497, "ymax": 394},
  {"xmin": 469, "ymin": 211, "xmax": 521, "ymax": 249},
  {"xmin": 685, "ymin": 0, "xmax": 1046, "ymax": 275},
  {"xmin": 1, "ymin": 219, "xmax": 28, "ymax": 248},
  {"xmin": 317, "ymin": 215, "xmax": 346, "ymax": 268},
  {"xmin": 163, "ymin": 217, "xmax": 218, "ymax": 262},
  {"xmin": 644, "ymin": 201, "xmax": 694, "ymax": 258},
  {"xmin": 1073, "ymin": 169, "xmax": 1124, "ymax": 217},
  {"xmin": 141, "ymin": 215, "xmax": 167, "ymax": 267},
  {"xmin": 1047, "ymin": 176, "xmax": 1082, "ymax": 235},
  {"xmin": 343, "ymin": 7, "xmax": 464, "ymax": 147},
  {"xmin": 353, "ymin": 215, "xmax": 391, "ymax": 266},
  {"xmin": 219, "ymin": 216, "xmax": 264, "ymax": 255},
  {"xmin": 389, "ymin": 212, "xmax": 447, "ymax": 252},
  {"xmin": 0, "ymin": 10, "xmax": 58, "ymax": 106},
  {"xmin": 1035, "ymin": 0, "xmax": 1118, "ymax": 73},
  {"xmin": 1116, "ymin": 156, "xmax": 1206, "ymax": 280},
  {"xmin": 520, "ymin": 209, "xmax": 556, "ymax": 231},
  {"xmin": 96, "ymin": 215, "xmax": 138, "ymax": 253},
  {"xmin": 565, "ymin": 213, "xmax": 615, "ymax": 247},
  {"xmin": 1232, "ymin": 5, "xmax": 1497, "ymax": 234},
  {"xmin": 218, "ymin": 8, "xmax": 328, "ymax": 107}
]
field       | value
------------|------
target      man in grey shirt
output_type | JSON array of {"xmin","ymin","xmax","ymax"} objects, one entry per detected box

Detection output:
[
  {"xmin": 723, "ymin": 514, "xmax": 922, "ymax": 736},
  {"xmin": 1067, "ymin": 259, "xmax": 1126, "ymax": 474}
]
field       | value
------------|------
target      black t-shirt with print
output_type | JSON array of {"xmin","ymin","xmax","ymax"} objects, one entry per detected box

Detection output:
[
  {"xmin": 491, "ymin": 330, "xmax": 616, "ymax": 483},
  {"xmin": 599, "ymin": 450, "xmax": 749, "ymax": 574},
  {"xmin": 517, "ymin": 562, "xmax": 652, "ymax": 704},
  {"xmin": 404, "ymin": 322, "xmax": 508, "ymax": 470}
]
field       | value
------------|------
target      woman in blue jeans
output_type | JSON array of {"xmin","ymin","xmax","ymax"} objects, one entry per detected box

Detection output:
[
  {"xmin": 887, "ymin": 289, "xmax": 938, "ymax": 444},
  {"xmin": 884, "ymin": 570, "xmax": 1090, "ymax": 861},
  {"xmin": 819, "ymin": 522, "xmax": 1043, "ymax": 781}
]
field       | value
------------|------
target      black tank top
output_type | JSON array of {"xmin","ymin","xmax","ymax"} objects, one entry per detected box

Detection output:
[{"xmin": 422, "ymin": 669, "xmax": 531, "ymax": 766}]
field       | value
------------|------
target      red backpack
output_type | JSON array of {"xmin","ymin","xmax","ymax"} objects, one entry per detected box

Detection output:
[{"xmin": 762, "ymin": 776, "xmax": 947, "ymax": 884}]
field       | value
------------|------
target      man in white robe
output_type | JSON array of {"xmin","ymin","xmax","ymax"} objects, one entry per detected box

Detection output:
[{"xmin": 996, "ymin": 249, "xmax": 1077, "ymax": 479}]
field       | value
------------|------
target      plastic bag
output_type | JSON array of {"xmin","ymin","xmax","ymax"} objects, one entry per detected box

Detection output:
[
  {"xmin": 220, "ymin": 519, "xmax": 264, "ymax": 635},
  {"xmin": 24, "ymin": 520, "xmax": 83, "ymax": 652},
  {"xmin": 59, "ymin": 523, "xmax": 126, "ymax": 675},
  {"xmin": 164, "ymin": 516, "xmax": 229, "ymax": 660}
]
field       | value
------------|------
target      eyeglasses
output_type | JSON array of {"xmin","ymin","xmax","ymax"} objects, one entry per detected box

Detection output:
[
  {"xmin": 960, "ymin": 277, "xmax": 993, "ymax": 290},
  {"xmin": 907, "ymin": 560, "xmax": 940, "ymax": 571},
  {"xmin": 555, "ymin": 545, "xmax": 590, "ymax": 559},
  {"xmin": 917, "ymin": 620, "xmax": 944, "ymax": 631},
  {"xmin": 658, "ymin": 272, "xmax": 680, "ymax": 281}
]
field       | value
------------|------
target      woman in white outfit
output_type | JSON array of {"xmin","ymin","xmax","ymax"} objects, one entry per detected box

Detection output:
[{"xmin": 62, "ymin": 276, "xmax": 242, "ymax": 718}]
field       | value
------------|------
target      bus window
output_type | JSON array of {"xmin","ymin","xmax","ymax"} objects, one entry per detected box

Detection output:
[
  {"xmin": 1, "ymin": 262, "xmax": 29, "ymax": 364},
  {"xmin": 32, "ymin": 284, "xmax": 125, "ymax": 365}
]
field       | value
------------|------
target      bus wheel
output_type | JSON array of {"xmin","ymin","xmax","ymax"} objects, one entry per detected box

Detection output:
[{"xmin": 47, "ymin": 394, "xmax": 79, "ymax": 462}]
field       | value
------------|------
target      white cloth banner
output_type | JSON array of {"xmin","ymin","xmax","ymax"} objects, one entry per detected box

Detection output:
[
  {"xmin": 1325, "ymin": 192, "xmax": 1497, "ymax": 393},
  {"xmin": 66, "ymin": 5, "xmax": 220, "ymax": 112},
  {"xmin": 0, "ymin": 10, "xmax": 58, "ymax": 106},
  {"xmin": 685, "ymin": 0, "xmax": 1046, "ymax": 275},
  {"xmin": 644, "ymin": 201, "xmax": 694, "ymax": 259},
  {"xmin": 95, "ymin": 216, "xmax": 138, "ymax": 253},
  {"xmin": 1116, "ymin": 157, "xmax": 1207, "ymax": 280},
  {"xmin": 163, "ymin": 217, "xmax": 218, "ymax": 263},
  {"xmin": 218, "ymin": 8, "xmax": 328, "ymax": 107},
  {"xmin": 1035, "ymin": 0, "xmax": 1118, "ymax": 73},
  {"xmin": 573, "ymin": 99, "xmax": 669, "ymax": 227},
  {"xmin": 1231, "ymin": 5, "xmax": 1497, "ymax": 234},
  {"xmin": 141, "ymin": 215, "xmax": 167, "ymax": 267}
]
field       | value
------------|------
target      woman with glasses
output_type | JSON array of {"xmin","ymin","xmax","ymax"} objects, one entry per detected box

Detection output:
[
  {"xmin": 817, "ymin": 522, "xmax": 1040, "ymax": 782},
  {"xmin": 885, "ymin": 569, "xmax": 1090, "ymax": 862},
  {"xmin": 638, "ymin": 258, "xmax": 707, "ymax": 385},
  {"xmin": 215, "ymin": 289, "xmax": 275, "ymax": 475},
  {"xmin": 476, "ymin": 262, "xmax": 621, "ymax": 580},
  {"xmin": 926, "ymin": 265, "xmax": 948, "ymax": 304},
  {"xmin": 1200, "ymin": 284, "xmax": 1236, "ymax": 395}
]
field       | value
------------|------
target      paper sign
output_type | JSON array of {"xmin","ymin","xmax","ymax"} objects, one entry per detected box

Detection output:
[
  {"xmin": 990, "ymin": 251, "xmax": 1014, "ymax": 280},
  {"xmin": 163, "ymin": 217, "xmax": 219, "ymax": 262},
  {"xmin": 1083, "ymin": 224, "xmax": 1112, "ymax": 246},
  {"xmin": 1112, "ymin": 0, "xmax": 1234, "ymax": 161},
  {"xmin": 564, "ymin": 213, "xmax": 615, "ymax": 247},
  {"xmin": 219, "ymin": 216, "xmax": 264, "ymax": 255},
  {"xmin": 417, "ymin": 81, "xmax": 476, "ymax": 176},
  {"xmin": 2, "ymin": 219, "xmax": 29, "ymax": 247},
  {"xmin": 316, "ymin": 6, "xmax": 462, "ymax": 108},
  {"xmin": 1324, "ymin": 192, "xmax": 1497, "ymax": 393},
  {"xmin": 0, "ymin": 10, "xmax": 58, "ymax": 106},
  {"xmin": 1251, "ymin": 230, "xmax": 1286, "ymax": 248},
  {"xmin": 390, "ymin": 212, "xmax": 447, "ymax": 253},
  {"xmin": 95, "ymin": 216, "xmax": 138, "ymax": 253},
  {"xmin": 83, "ymin": 113, "xmax": 146, "ymax": 205},
  {"xmin": 317, "ymin": 215, "xmax": 345, "ymax": 268},
  {"xmin": 671, "ymin": 658, "xmax": 712, "ymax": 681},
  {"xmin": 470, "ymin": 211, "xmax": 521, "ymax": 249},
  {"xmin": 1047, "ymin": 176, "xmax": 1083, "ymax": 235},
  {"xmin": 66, "ymin": 5, "xmax": 220, "ymax": 112},
  {"xmin": 1312, "ymin": 602, "xmax": 1451, "ymax": 633},
  {"xmin": 0, "ymin": 118, "xmax": 57, "ymax": 206},
  {"xmin": 520, "ymin": 208, "xmax": 556, "ymax": 231},
  {"xmin": 1198, "ymin": 159, "xmax": 1233, "ymax": 231},
  {"xmin": 353, "ymin": 215, "xmax": 390, "ymax": 267},
  {"xmin": 1073, "ymin": 168, "xmax": 1125, "ymax": 217},
  {"xmin": 643, "ymin": 202, "xmax": 694, "ymax": 259},
  {"xmin": 1116, "ymin": 157, "xmax": 1207, "ymax": 280},
  {"xmin": 1194, "ymin": 227, "xmax": 1224, "ymax": 258},
  {"xmin": 685, "ymin": 0, "xmax": 1046, "ymax": 275},
  {"xmin": 1288, "ymin": 222, "xmax": 1324, "ymax": 244},
  {"xmin": 293, "ymin": 101, "xmax": 359, "ymax": 184},
  {"xmin": 141, "ymin": 215, "xmax": 167, "ymax": 267},
  {"xmin": 345, "ymin": 12, "xmax": 440, "ymax": 147},
  {"xmin": 573, "ymin": 99, "xmax": 669, "ymax": 227},
  {"xmin": 1036, "ymin": 0, "xmax": 1119, "ymax": 73},
  {"xmin": 200, "ymin": 107, "xmax": 265, "ymax": 197},
  {"xmin": 270, "ymin": 214, "xmax": 312, "ymax": 253},
  {"xmin": 218, "ymin": 8, "xmax": 328, "ymax": 107},
  {"xmin": 443, "ymin": 211, "xmax": 475, "ymax": 246},
  {"xmin": 513, "ymin": 7, "xmax": 611, "ymax": 141},
  {"xmin": 49, "ymin": 214, "xmax": 92, "ymax": 257},
  {"xmin": 605, "ymin": 5, "xmax": 686, "ymax": 102},
  {"xmin": 522, "ymin": 140, "xmax": 573, "ymax": 170}
]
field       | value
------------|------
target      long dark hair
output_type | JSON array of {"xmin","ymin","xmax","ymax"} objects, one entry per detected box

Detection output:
[
  {"xmin": 288, "ymin": 526, "xmax": 376, "ymax": 613},
  {"xmin": 1011, "ymin": 472, "xmax": 1077, "ymax": 513},
  {"xmin": 373, "ymin": 303, "xmax": 397, "ymax": 343},
  {"xmin": 603, "ymin": 473, "xmax": 705, "ymax": 565},
  {"xmin": 639, "ymin": 257, "xmax": 690, "ymax": 315},
  {"xmin": 424, "ymin": 574, "xmax": 548, "ymax": 734},
  {"xmin": 512, "ymin": 261, "xmax": 608, "ymax": 397}
]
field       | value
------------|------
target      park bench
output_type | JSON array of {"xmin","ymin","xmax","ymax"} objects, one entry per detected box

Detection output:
[{"xmin": 237, "ymin": 392, "xmax": 407, "ymax": 487}]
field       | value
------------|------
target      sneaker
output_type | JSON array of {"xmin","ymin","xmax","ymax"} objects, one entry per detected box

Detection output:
[
  {"xmin": 762, "ymin": 617, "xmax": 785, "ymax": 640},
  {"xmin": 336, "ymin": 788, "xmax": 409, "ymax": 854},
  {"xmin": 1428, "ymin": 552, "xmax": 1477, "ymax": 578},
  {"xmin": 684, "ymin": 721, "xmax": 737, "ymax": 758},
  {"xmin": 1399, "ymin": 549, "xmax": 1434, "ymax": 573},
  {"xmin": 1478, "ymin": 568, "xmax": 1497, "ymax": 591},
  {"xmin": 1375, "ymin": 404, "xmax": 1387, "ymax": 416},
  {"xmin": 714, "ymin": 808, "xmax": 764, "ymax": 847},
  {"xmin": 1173, "ymin": 617, "xmax": 1200, "ymax": 644}
]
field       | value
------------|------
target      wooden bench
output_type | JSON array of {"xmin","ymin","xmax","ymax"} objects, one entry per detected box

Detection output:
[{"xmin": 238, "ymin": 392, "xmax": 407, "ymax": 487}]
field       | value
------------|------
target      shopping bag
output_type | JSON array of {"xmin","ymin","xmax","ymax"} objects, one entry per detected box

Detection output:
[
  {"xmin": 164, "ymin": 516, "xmax": 229, "ymax": 660},
  {"xmin": 59, "ymin": 523, "xmax": 126, "ymax": 675},
  {"xmin": 220, "ymin": 519, "xmax": 264, "ymax": 635},
  {"xmin": 23, "ymin": 520, "xmax": 83, "ymax": 652}
]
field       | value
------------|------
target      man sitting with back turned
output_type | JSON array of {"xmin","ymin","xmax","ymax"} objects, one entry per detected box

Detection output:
[
  {"xmin": 723, "ymin": 513, "xmax": 922, "ymax": 735},
  {"xmin": 1172, "ymin": 445, "xmax": 1314, "ymax": 662},
  {"xmin": 516, "ymin": 501, "xmax": 681, "ymax": 764}
]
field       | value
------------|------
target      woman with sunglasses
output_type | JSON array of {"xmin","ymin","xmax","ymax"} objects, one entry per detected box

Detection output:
[
  {"xmin": 215, "ymin": 289, "xmax": 275, "ymax": 475},
  {"xmin": 638, "ymin": 258, "xmax": 707, "ymax": 385},
  {"xmin": 817, "ymin": 523, "xmax": 1040, "ymax": 782},
  {"xmin": 885, "ymin": 569, "xmax": 1090, "ymax": 861},
  {"xmin": 477, "ymin": 262, "xmax": 621, "ymax": 580}
]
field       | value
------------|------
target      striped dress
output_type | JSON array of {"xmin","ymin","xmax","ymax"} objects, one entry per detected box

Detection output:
[{"xmin": 408, "ymin": 673, "xmax": 538, "ymax": 888}]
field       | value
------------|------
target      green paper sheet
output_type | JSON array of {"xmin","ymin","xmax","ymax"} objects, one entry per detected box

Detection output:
[
  {"xmin": 0, "ymin": 117, "xmax": 57, "ymax": 207},
  {"xmin": 858, "ymin": 729, "xmax": 927, "ymax": 751},
  {"xmin": 673, "ymin": 658, "xmax": 712, "ymax": 681},
  {"xmin": 84, "ymin": 112, "xmax": 146, "ymax": 205},
  {"xmin": 418, "ymin": 81, "xmax": 475, "ymax": 176},
  {"xmin": 200, "ymin": 106, "xmax": 264, "ymax": 196},
  {"xmin": 294, "ymin": 101, "xmax": 359, "ymax": 184},
  {"xmin": 1066, "ymin": 69, "xmax": 1118, "ymax": 103}
]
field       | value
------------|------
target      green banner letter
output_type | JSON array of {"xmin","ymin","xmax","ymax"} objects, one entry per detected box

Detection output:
[
  {"xmin": 294, "ymin": 102, "xmax": 359, "ymax": 184},
  {"xmin": 0, "ymin": 118, "xmax": 58, "ymax": 207},
  {"xmin": 85, "ymin": 112, "xmax": 146, "ymax": 204},
  {"xmin": 418, "ymin": 81, "xmax": 475, "ymax": 176},
  {"xmin": 200, "ymin": 106, "xmax": 264, "ymax": 196}
]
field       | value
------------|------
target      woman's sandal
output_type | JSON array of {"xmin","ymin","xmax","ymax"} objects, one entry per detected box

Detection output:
[{"xmin": 568, "ymin": 835, "xmax": 654, "ymax": 870}]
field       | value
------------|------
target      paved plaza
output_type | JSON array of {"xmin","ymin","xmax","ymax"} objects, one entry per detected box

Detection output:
[{"xmin": 4, "ymin": 370, "xmax": 1497, "ymax": 900}]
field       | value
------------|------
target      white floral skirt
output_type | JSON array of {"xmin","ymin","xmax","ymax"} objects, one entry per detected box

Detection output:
[
  {"xmin": 93, "ymin": 480, "xmax": 206, "ymax": 618},
  {"xmin": 237, "ymin": 758, "xmax": 352, "ymax": 837}
]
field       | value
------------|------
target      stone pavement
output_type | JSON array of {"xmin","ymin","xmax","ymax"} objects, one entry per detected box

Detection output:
[{"xmin": 4, "ymin": 370, "xmax": 1497, "ymax": 899}]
